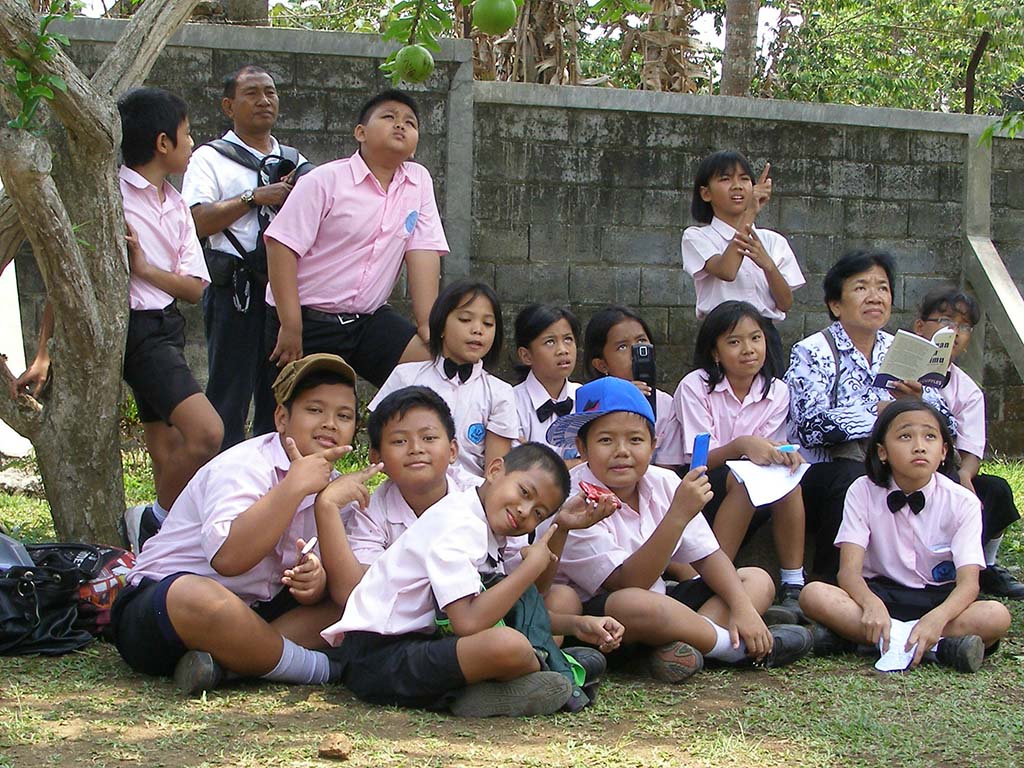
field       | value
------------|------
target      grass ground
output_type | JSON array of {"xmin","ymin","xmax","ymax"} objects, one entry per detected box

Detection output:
[{"xmin": 1, "ymin": 454, "xmax": 1022, "ymax": 768}]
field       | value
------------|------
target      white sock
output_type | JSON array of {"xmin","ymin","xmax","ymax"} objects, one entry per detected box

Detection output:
[
  {"xmin": 151, "ymin": 500, "xmax": 169, "ymax": 524},
  {"xmin": 780, "ymin": 568, "xmax": 805, "ymax": 587},
  {"xmin": 702, "ymin": 617, "xmax": 747, "ymax": 663},
  {"xmin": 983, "ymin": 536, "xmax": 1002, "ymax": 567},
  {"xmin": 262, "ymin": 638, "xmax": 331, "ymax": 685}
]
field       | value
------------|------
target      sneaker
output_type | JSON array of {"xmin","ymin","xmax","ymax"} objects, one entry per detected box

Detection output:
[
  {"xmin": 449, "ymin": 671, "xmax": 571, "ymax": 717},
  {"xmin": 563, "ymin": 646, "xmax": 607, "ymax": 702},
  {"xmin": 810, "ymin": 623, "xmax": 856, "ymax": 656},
  {"xmin": 760, "ymin": 624, "xmax": 813, "ymax": 668},
  {"xmin": 174, "ymin": 650, "xmax": 224, "ymax": 696},
  {"xmin": 979, "ymin": 564, "xmax": 1024, "ymax": 600},
  {"xmin": 122, "ymin": 505, "xmax": 162, "ymax": 554},
  {"xmin": 648, "ymin": 640, "xmax": 704, "ymax": 683},
  {"xmin": 934, "ymin": 635, "xmax": 985, "ymax": 673},
  {"xmin": 762, "ymin": 603, "xmax": 799, "ymax": 626}
]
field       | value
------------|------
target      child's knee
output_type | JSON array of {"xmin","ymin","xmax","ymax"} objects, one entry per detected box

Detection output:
[
  {"xmin": 166, "ymin": 575, "xmax": 241, "ymax": 627},
  {"xmin": 484, "ymin": 626, "xmax": 538, "ymax": 675},
  {"xmin": 737, "ymin": 567, "xmax": 774, "ymax": 602},
  {"xmin": 797, "ymin": 581, "xmax": 832, "ymax": 617},
  {"xmin": 545, "ymin": 584, "xmax": 582, "ymax": 616},
  {"xmin": 185, "ymin": 419, "xmax": 223, "ymax": 461},
  {"xmin": 977, "ymin": 600, "xmax": 1012, "ymax": 640}
]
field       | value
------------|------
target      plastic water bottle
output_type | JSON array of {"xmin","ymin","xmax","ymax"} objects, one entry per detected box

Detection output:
[{"xmin": 0, "ymin": 532, "xmax": 33, "ymax": 569}]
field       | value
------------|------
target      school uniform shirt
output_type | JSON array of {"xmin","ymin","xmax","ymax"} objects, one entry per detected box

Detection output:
[
  {"xmin": 119, "ymin": 166, "xmax": 209, "ymax": 311},
  {"xmin": 181, "ymin": 130, "xmax": 305, "ymax": 256},
  {"xmin": 835, "ymin": 474, "xmax": 984, "ymax": 588},
  {"xmin": 674, "ymin": 370, "xmax": 789, "ymax": 462},
  {"xmin": 554, "ymin": 463, "xmax": 720, "ymax": 603},
  {"xmin": 514, "ymin": 371, "xmax": 580, "ymax": 458},
  {"xmin": 681, "ymin": 217, "xmax": 805, "ymax": 321},
  {"xmin": 127, "ymin": 432, "xmax": 353, "ymax": 606},
  {"xmin": 785, "ymin": 321, "xmax": 955, "ymax": 463},
  {"xmin": 263, "ymin": 151, "xmax": 449, "ymax": 314},
  {"xmin": 348, "ymin": 467, "xmax": 482, "ymax": 566},
  {"xmin": 652, "ymin": 388, "xmax": 686, "ymax": 467},
  {"xmin": 369, "ymin": 360, "xmax": 520, "ymax": 478},
  {"xmin": 939, "ymin": 364, "xmax": 986, "ymax": 459},
  {"xmin": 322, "ymin": 487, "xmax": 504, "ymax": 642}
]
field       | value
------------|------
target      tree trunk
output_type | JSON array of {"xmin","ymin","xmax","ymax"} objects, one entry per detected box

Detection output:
[
  {"xmin": 224, "ymin": 0, "xmax": 268, "ymax": 25},
  {"xmin": 721, "ymin": 0, "xmax": 758, "ymax": 96},
  {"xmin": 0, "ymin": 0, "xmax": 202, "ymax": 543}
]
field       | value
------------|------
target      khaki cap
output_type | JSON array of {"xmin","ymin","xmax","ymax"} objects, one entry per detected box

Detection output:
[{"xmin": 271, "ymin": 353, "xmax": 357, "ymax": 405}]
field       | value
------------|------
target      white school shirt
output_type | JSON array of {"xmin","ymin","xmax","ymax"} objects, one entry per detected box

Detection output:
[
  {"xmin": 836, "ymin": 474, "xmax": 984, "ymax": 589},
  {"xmin": 681, "ymin": 216, "xmax": 805, "ymax": 321},
  {"xmin": 322, "ymin": 487, "xmax": 504, "ymax": 641},
  {"xmin": 348, "ymin": 467, "xmax": 481, "ymax": 566},
  {"xmin": 369, "ymin": 360, "xmax": 520, "ymax": 478},
  {"xmin": 554, "ymin": 463, "xmax": 720, "ymax": 602},
  {"xmin": 181, "ymin": 130, "xmax": 305, "ymax": 256},
  {"xmin": 514, "ymin": 371, "xmax": 580, "ymax": 458},
  {"xmin": 128, "ymin": 433, "xmax": 353, "ymax": 606},
  {"xmin": 652, "ymin": 387, "xmax": 686, "ymax": 466},
  {"xmin": 939, "ymin": 364, "xmax": 986, "ymax": 459}
]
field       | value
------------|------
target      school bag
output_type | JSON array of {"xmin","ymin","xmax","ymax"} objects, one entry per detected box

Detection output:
[{"xmin": 201, "ymin": 139, "xmax": 316, "ymax": 294}]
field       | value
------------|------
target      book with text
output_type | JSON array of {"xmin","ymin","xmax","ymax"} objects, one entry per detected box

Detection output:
[{"xmin": 872, "ymin": 328, "xmax": 956, "ymax": 389}]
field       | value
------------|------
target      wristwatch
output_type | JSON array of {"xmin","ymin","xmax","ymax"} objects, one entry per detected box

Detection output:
[{"xmin": 240, "ymin": 189, "xmax": 257, "ymax": 208}]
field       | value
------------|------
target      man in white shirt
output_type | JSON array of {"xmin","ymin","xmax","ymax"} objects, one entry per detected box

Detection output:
[{"xmin": 182, "ymin": 65, "xmax": 306, "ymax": 450}]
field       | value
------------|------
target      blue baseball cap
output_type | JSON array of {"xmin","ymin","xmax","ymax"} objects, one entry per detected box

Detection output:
[{"xmin": 545, "ymin": 377, "xmax": 656, "ymax": 448}]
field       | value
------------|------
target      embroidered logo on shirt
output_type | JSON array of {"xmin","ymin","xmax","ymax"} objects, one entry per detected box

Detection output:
[
  {"xmin": 467, "ymin": 423, "xmax": 486, "ymax": 444},
  {"xmin": 404, "ymin": 210, "xmax": 419, "ymax": 234},
  {"xmin": 931, "ymin": 560, "xmax": 956, "ymax": 583}
]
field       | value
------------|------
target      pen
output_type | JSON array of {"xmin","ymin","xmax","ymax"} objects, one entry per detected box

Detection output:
[
  {"xmin": 300, "ymin": 536, "xmax": 318, "ymax": 558},
  {"xmin": 777, "ymin": 444, "xmax": 800, "ymax": 452}
]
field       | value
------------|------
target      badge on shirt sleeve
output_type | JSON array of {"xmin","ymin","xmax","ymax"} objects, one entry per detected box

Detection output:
[
  {"xmin": 931, "ymin": 560, "xmax": 956, "ymax": 583},
  {"xmin": 404, "ymin": 210, "xmax": 419, "ymax": 234},
  {"xmin": 467, "ymin": 423, "xmax": 486, "ymax": 445}
]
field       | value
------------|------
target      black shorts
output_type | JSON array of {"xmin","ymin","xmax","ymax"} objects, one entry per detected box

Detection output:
[
  {"xmin": 866, "ymin": 577, "xmax": 957, "ymax": 622},
  {"xmin": 334, "ymin": 630, "xmax": 465, "ymax": 709},
  {"xmin": 972, "ymin": 473, "xmax": 1021, "ymax": 541},
  {"xmin": 123, "ymin": 305, "xmax": 202, "ymax": 424},
  {"xmin": 110, "ymin": 573, "xmax": 300, "ymax": 677},
  {"xmin": 266, "ymin": 304, "xmax": 417, "ymax": 388},
  {"xmin": 582, "ymin": 577, "xmax": 716, "ymax": 617}
]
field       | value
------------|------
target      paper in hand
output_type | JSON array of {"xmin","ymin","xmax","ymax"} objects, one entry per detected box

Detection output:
[
  {"xmin": 874, "ymin": 618, "xmax": 918, "ymax": 672},
  {"xmin": 725, "ymin": 460, "xmax": 809, "ymax": 507}
]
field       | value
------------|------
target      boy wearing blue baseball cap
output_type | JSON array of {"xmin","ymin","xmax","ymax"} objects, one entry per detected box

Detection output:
[{"xmin": 544, "ymin": 377, "xmax": 812, "ymax": 681}]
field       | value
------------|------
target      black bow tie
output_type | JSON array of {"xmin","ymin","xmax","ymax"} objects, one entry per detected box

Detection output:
[
  {"xmin": 536, "ymin": 398, "xmax": 573, "ymax": 423},
  {"xmin": 442, "ymin": 358, "xmax": 474, "ymax": 383},
  {"xmin": 887, "ymin": 489, "xmax": 926, "ymax": 515}
]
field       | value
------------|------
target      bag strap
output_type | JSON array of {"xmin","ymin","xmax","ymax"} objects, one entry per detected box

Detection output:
[
  {"xmin": 205, "ymin": 139, "xmax": 262, "ymax": 173},
  {"xmin": 822, "ymin": 327, "xmax": 842, "ymax": 409}
]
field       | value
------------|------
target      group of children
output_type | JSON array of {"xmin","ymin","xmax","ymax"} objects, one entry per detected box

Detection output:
[{"xmin": 63, "ymin": 77, "xmax": 1017, "ymax": 714}]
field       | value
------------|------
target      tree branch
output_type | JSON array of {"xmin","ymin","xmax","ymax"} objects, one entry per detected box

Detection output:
[
  {"xmin": 0, "ymin": 194, "xmax": 24, "ymax": 275},
  {"xmin": 92, "ymin": 0, "xmax": 203, "ymax": 96},
  {"xmin": 0, "ymin": 354, "xmax": 42, "ymax": 438}
]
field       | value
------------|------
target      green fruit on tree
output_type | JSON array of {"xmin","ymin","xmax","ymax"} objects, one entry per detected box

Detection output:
[
  {"xmin": 394, "ymin": 44, "xmax": 435, "ymax": 84},
  {"xmin": 473, "ymin": 0, "xmax": 518, "ymax": 36}
]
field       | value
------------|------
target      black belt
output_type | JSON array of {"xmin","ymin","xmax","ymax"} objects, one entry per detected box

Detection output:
[
  {"xmin": 131, "ymin": 301, "xmax": 178, "ymax": 317},
  {"xmin": 302, "ymin": 306, "xmax": 362, "ymax": 325}
]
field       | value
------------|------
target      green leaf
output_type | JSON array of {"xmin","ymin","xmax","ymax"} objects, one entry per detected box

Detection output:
[
  {"xmin": 47, "ymin": 74, "xmax": 66, "ymax": 92},
  {"xmin": 26, "ymin": 85, "xmax": 53, "ymax": 100},
  {"xmin": 50, "ymin": 33, "xmax": 70, "ymax": 47}
]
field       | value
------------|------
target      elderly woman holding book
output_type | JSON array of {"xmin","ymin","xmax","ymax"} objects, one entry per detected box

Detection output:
[{"xmin": 784, "ymin": 249, "xmax": 956, "ymax": 577}]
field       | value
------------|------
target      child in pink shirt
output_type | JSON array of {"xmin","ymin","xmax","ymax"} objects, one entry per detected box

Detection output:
[
  {"xmin": 800, "ymin": 400, "xmax": 1010, "ymax": 672},
  {"xmin": 673, "ymin": 301, "xmax": 807, "ymax": 623}
]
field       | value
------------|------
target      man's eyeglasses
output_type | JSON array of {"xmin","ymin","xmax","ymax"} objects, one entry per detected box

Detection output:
[{"xmin": 924, "ymin": 317, "xmax": 975, "ymax": 334}]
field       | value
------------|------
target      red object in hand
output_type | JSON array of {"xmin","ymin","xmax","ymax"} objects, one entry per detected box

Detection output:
[{"xmin": 579, "ymin": 480, "xmax": 622, "ymax": 509}]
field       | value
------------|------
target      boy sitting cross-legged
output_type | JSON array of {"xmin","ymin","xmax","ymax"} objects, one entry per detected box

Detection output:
[
  {"xmin": 110, "ymin": 354, "xmax": 378, "ymax": 696},
  {"xmin": 320, "ymin": 443, "xmax": 584, "ymax": 717},
  {"xmin": 545, "ymin": 377, "xmax": 813, "ymax": 682}
]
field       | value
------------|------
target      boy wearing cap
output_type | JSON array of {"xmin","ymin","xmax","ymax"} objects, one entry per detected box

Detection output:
[
  {"xmin": 110, "ymin": 354, "xmax": 378, "ymax": 696},
  {"xmin": 544, "ymin": 377, "xmax": 813, "ymax": 682}
]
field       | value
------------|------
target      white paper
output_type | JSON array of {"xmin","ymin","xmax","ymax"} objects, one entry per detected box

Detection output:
[
  {"xmin": 874, "ymin": 618, "xmax": 918, "ymax": 672},
  {"xmin": 725, "ymin": 460, "xmax": 810, "ymax": 507}
]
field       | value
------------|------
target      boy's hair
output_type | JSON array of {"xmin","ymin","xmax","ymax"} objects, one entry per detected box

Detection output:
[
  {"xmin": 502, "ymin": 442, "xmax": 571, "ymax": 508},
  {"xmin": 690, "ymin": 150, "xmax": 756, "ymax": 224},
  {"xmin": 823, "ymin": 249, "xmax": 896, "ymax": 320},
  {"xmin": 865, "ymin": 399, "xmax": 957, "ymax": 486},
  {"xmin": 427, "ymin": 280, "xmax": 504, "ymax": 368},
  {"xmin": 367, "ymin": 385, "xmax": 456, "ymax": 451},
  {"xmin": 512, "ymin": 303, "xmax": 581, "ymax": 381},
  {"xmin": 583, "ymin": 305, "xmax": 654, "ymax": 381},
  {"xmin": 222, "ymin": 65, "xmax": 273, "ymax": 98},
  {"xmin": 694, "ymin": 300, "xmax": 779, "ymax": 399},
  {"xmin": 917, "ymin": 285, "xmax": 981, "ymax": 327},
  {"xmin": 282, "ymin": 369, "xmax": 357, "ymax": 413},
  {"xmin": 357, "ymin": 89, "xmax": 420, "ymax": 126},
  {"xmin": 117, "ymin": 87, "xmax": 189, "ymax": 168}
]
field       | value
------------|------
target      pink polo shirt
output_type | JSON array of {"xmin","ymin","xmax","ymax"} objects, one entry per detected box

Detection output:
[
  {"xmin": 555, "ymin": 463, "xmax": 721, "ymax": 602},
  {"xmin": 127, "ymin": 433, "xmax": 352, "ymax": 606},
  {"xmin": 673, "ymin": 370, "xmax": 789, "ymax": 462},
  {"xmin": 348, "ymin": 467, "xmax": 481, "ymax": 566},
  {"xmin": 681, "ymin": 217, "xmax": 804, "ymax": 321},
  {"xmin": 835, "ymin": 474, "xmax": 984, "ymax": 589},
  {"xmin": 119, "ymin": 166, "xmax": 209, "ymax": 311},
  {"xmin": 939, "ymin": 364, "xmax": 986, "ymax": 459},
  {"xmin": 323, "ymin": 487, "xmax": 504, "ymax": 641},
  {"xmin": 264, "ymin": 151, "xmax": 449, "ymax": 314}
]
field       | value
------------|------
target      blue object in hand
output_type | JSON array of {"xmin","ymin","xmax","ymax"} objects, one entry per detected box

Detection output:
[{"xmin": 690, "ymin": 432, "xmax": 711, "ymax": 473}]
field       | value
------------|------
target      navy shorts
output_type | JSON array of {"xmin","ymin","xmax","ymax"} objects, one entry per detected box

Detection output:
[
  {"xmin": 123, "ymin": 305, "xmax": 202, "ymax": 424},
  {"xmin": 582, "ymin": 577, "xmax": 716, "ymax": 617},
  {"xmin": 110, "ymin": 573, "xmax": 299, "ymax": 677},
  {"xmin": 334, "ymin": 630, "xmax": 465, "ymax": 710},
  {"xmin": 866, "ymin": 577, "xmax": 957, "ymax": 622}
]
